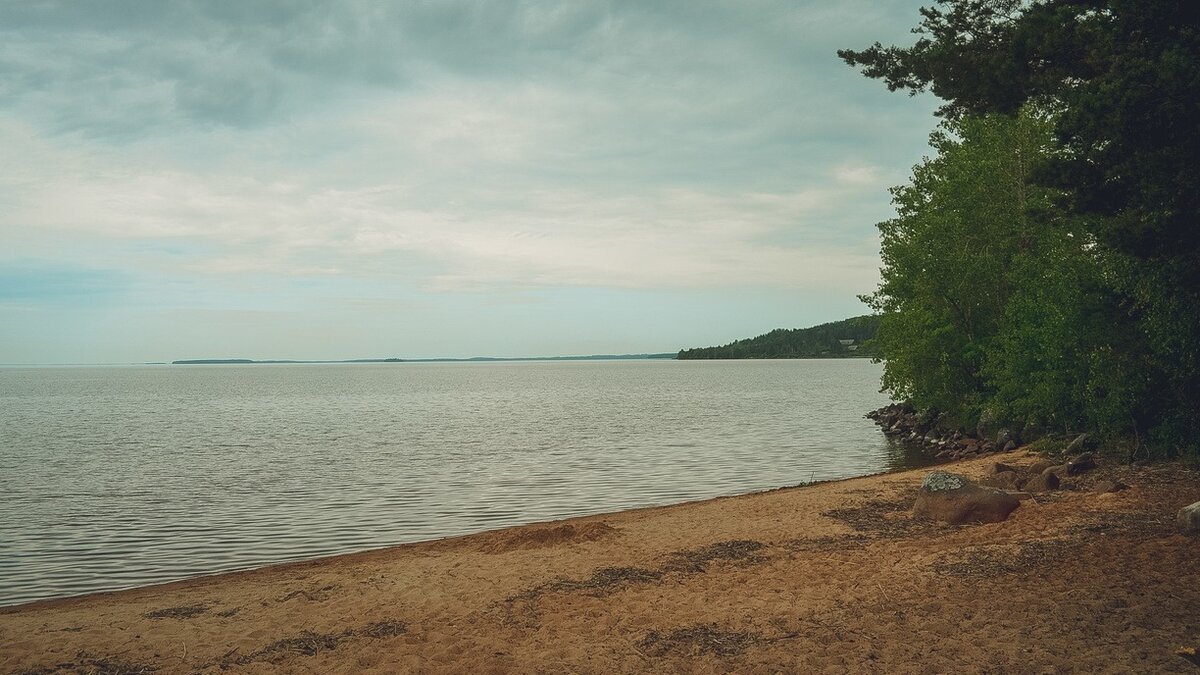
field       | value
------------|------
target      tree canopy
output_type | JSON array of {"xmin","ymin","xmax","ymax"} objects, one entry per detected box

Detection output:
[{"xmin": 842, "ymin": 0, "xmax": 1199, "ymax": 454}]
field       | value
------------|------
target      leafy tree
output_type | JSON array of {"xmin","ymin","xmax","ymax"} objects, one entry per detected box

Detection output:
[
  {"xmin": 677, "ymin": 316, "xmax": 879, "ymax": 359},
  {"xmin": 864, "ymin": 110, "xmax": 1093, "ymax": 430},
  {"xmin": 842, "ymin": 0, "xmax": 1200, "ymax": 453}
]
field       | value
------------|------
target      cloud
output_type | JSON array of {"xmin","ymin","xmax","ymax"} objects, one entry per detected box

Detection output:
[{"xmin": 0, "ymin": 0, "xmax": 940, "ymax": 360}]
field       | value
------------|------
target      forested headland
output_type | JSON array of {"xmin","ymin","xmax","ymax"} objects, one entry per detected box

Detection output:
[
  {"xmin": 677, "ymin": 316, "xmax": 878, "ymax": 360},
  {"xmin": 841, "ymin": 0, "xmax": 1198, "ymax": 458}
]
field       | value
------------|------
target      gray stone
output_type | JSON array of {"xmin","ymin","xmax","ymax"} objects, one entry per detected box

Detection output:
[
  {"xmin": 1002, "ymin": 440, "xmax": 1017, "ymax": 452},
  {"xmin": 1179, "ymin": 502, "xmax": 1200, "ymax": 535},
  {"xmin": 921, "ymin": 471, "xmax": 969, "ymax": 492}
]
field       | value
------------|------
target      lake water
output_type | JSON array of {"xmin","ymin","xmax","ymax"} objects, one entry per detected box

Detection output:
[{"xmin": 0, "ymin": 359, "xmax": 929, "ymax": 607}]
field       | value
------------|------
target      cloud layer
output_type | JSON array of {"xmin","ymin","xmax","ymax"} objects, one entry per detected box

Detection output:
[{"xmin": 0, "ymin": 0, "xmax": 936, "ymax": 361}]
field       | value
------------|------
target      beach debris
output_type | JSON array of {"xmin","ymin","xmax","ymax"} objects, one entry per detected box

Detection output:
[
  {"xmin": 207, "ymin": 617, "xmax": 410, "ymax": 668},
  {"xmin": 913, "ymin": 471, "xmax": 1020, "ymax": 525},
  {"xmin": 662, "ymin": 540, "xmax": 766, "ymax": 573},
  {"xmin": 142, "ymin": 603, "xmax": 209, "ymax": 620},
  {"xmin": 277, "ymin": 584, "xmax": 337, "ymax": 602},
  {"xmin": 236, "ymin": 630, "xmax": 352, "ymax": 664},
  {"xmin": 1022, "ymin": 469, "xmax": 1061, "ymax": 493},
  {"xmin": 477, "ymin": 521, "xmax": 617, "ymax": 553},
  {"xmin": 508, "ymin": 566, "xmax": 663, "ymax": 605},
  {"xmin": 933, "ymin": 539, "xmax": 1074, "ymax": 578},
  {"xmin": 15, "ymin": 651, "xmax": 157, "ymax": 674},
  {"xmin": 360, "ymin": 619, "xmax": 408, "ymax": 638},
  {"xmin": 1179, "ymin": 501, "xmax": 1200, "ymax": 536},
  {"xmin": 823, "ymin": 492, "xmax": 934, "ymax": 538},
  {"xmin": 638, "ymin": 623, "xmax": 763, "ymax": 657}
]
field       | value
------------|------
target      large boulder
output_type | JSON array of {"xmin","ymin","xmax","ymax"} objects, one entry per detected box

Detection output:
[
  {"xmin": 996, "ymin": 428, "xmax": 1018, "ymax": 447},
  {"xmin": 1179, "ymin": 502, "xmax": 1200, "ymax": 536},
  {"xmin": 913, "ymin": 471, "xmax": 1021, "ymax": 525}
]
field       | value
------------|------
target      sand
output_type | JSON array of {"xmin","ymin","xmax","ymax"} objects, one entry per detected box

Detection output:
[{"xmin": 2, "ymin": 452, "xmax": 1199, "ymax": 674}]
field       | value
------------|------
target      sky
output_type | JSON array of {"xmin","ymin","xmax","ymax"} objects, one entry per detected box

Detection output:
[{"xmin": 0, "ymin": 0, "xmax": 938, "ymax": 364}]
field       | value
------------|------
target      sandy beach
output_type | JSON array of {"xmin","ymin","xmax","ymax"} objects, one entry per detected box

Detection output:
[{"xmin": 3, "ymin": 452, "xmax": 1198, "ymax": 674}]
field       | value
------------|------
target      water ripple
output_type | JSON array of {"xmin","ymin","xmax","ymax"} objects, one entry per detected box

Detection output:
[{"xmin": 0, "ymin": 359, "xmax": 931, "ymax": 606}]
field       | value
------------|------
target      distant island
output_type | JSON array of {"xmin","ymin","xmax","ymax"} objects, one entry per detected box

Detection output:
[
  {"xmin": 677, "ymin": 315, "xmax": 879, "ymax": 359},
  {"xmin": 172, "ymin": 354, "xmax": 675, "ymax": 365}
]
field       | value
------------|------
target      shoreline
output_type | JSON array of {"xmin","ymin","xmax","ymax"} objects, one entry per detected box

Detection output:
[
  {"xmin": 0, "ymin": 468, "xmax": 895, "ymax": 614},
  {"xmin": 3, "ymin": 452, "xmax": 1198, "ymax": 673}
]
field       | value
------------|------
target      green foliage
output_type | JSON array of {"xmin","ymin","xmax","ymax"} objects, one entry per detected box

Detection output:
[
  {"xmin": 677, "ymin": 316, "xmax": 879, "ymax": 360},
  {"xmin": 842, "ymin": 0, "xmax": 1200, "ymax": 455}
]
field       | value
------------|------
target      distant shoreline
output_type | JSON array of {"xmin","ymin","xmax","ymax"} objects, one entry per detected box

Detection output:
[{"xmin": 171, "ymin": 354, "xmax": 677, "ymax": 365}]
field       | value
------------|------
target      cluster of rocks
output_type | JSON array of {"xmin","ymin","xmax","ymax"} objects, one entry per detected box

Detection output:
[
  {"xmin": 868, "ymin": 404, "xmax": 1009, "ymax": 460},
  {"xmin": 915, "ymin": 460, "xmax": 1200, "ymax": 537},
  {"xmin": 977, "ymin": 453, "xmax": 1116, "ymax": 493},
  {"xmin": 913, "ymin": 453, "xmax": 1114, "ymax": 526},
  {"xmin": 867, "ymin": 403, "xmax": 1090, "ymax": 461}
]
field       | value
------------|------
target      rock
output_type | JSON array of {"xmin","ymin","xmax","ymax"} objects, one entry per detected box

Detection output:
[
  {"xmin": 996, "ymin": 428, "xmax": 1016, "ymax": 447},
  {"xmin": 1179, "ymin": 502, "xmax": 1200, "ymax": 535},
  {"xmin": 1002, "ymin": 440, "xmax": 1017, "ymax": 452},
  {"xmin": 1021, "ymin": 418, "xmax": 1046, "ymax": 443},
  {"xmin": 1066, "ymin": 452, "xmax": 1097, "ymax": 476},
  {"xmin": 991, "ymin": 462, "xmax": 1019, "ymax": 475},
  {"xmin": 1065, "ymin": 433, "xmax": 1092, "ymax": 454},
  {"xmin": 1028, "ymin": 459, "xmax": 1055, "ymax": 474},
  {"xmin": 1022, "ymin": 470, "xmax": 1061, "ymax": 493},
  {"xmin": 913, "ymin": 471, "xmax": 1021, "ymax": 525},
  {"xmin": 980, "ymin": 471, "xmax": 1021, "ymax": 490},
  {"xmin": 1045, "ymin": 464, "xmax": 1068, "ymax": 477},
  {"xmin": 1092, "ymin": 480, "xmax": 1127, "ymax": 494}
]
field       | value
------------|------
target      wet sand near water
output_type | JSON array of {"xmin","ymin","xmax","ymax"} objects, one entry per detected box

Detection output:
[{"xmin": 2, "ymin": 452, "xmax": 1199, "ymax": 674}]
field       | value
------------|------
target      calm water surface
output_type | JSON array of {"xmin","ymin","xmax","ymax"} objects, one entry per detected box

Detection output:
[{"xmin": 0, "ymin": 359, "xmax": 928, "ymax": 606}]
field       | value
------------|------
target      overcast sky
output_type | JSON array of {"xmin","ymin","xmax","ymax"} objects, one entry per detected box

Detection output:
[{"xmin": 0, "ymin": 0, "xmax": 936, "ymax": 363}]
